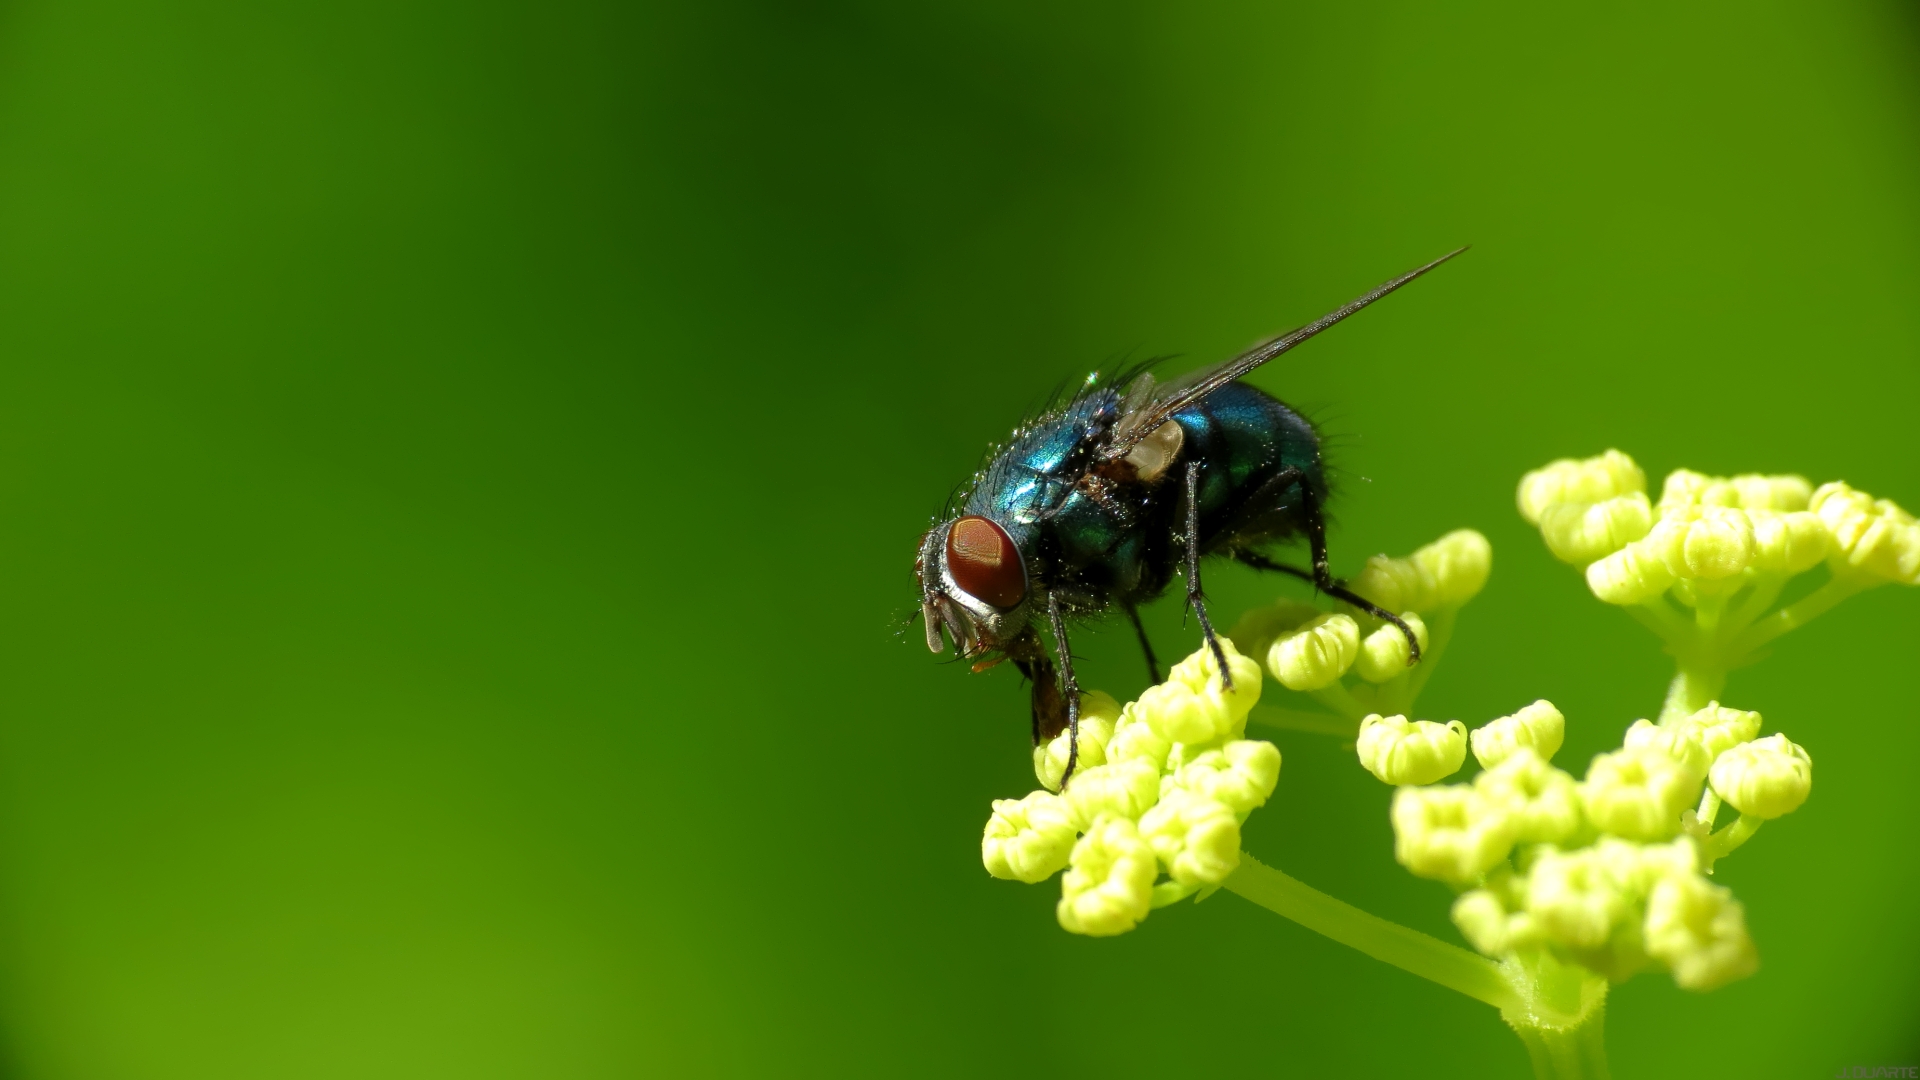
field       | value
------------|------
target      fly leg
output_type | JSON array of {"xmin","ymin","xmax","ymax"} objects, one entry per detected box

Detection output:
[
  {"xmin": 1297, "ymin": 488, "xmax": 1422, "ymax": 665},
  {"xmin": 1123, "ymin": 602, "xmax": 1162, "ymax": 685},
  {"xmin": 1222, "ymin": 473, "xmax": 1423, "ymax": 666},
  {"xmin": 1181, "ymin": 461, "xmax": 1233, "ymax": 691},
  {"xmin": 1232, "ymin": 549, "xmax": 1313, "ymax": 583},
  {"xmin": 1045, "ymin": 592, "xmax": 1083, "ymax": 787}
]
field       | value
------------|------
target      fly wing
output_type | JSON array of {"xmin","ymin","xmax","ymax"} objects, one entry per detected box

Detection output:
[{"xmin": 1103, "ymin": 247, "xmax": 1468, "ymax": 459}]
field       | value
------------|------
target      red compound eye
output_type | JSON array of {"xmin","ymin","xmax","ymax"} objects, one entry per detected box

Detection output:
[{"xmin": 946, "ymin": 516, "xmax": 1026, "ymax": 609}]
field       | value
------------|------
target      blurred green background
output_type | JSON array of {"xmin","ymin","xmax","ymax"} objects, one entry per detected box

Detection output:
[{"xmin": 0, "ymin": 0, "xmax": 1915, "ymax": 1076}]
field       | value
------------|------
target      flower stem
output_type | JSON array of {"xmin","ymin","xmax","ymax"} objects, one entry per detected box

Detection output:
[
  {"xmin": 1223, "ymin": 854, "xmax": 1520, "ymax": 1011},
  {"xmin": 1509, "ymin": 1004, "xmax": 1613, "ymax": 1080},
  {"xmin": 1658, "ymin": 665, "xmax": 1726, "ymax": 725},
  {"xmin": 1730, "ymin": 573, "xmax": 1874, "ymax": 656},
  {"xmin": 1246, "ymin": 705, "xmax": 1356, "ymax": 738}
]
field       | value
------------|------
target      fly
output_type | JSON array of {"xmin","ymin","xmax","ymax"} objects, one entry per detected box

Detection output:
[{"xmin": 914, "ymin": 249, "xmax": 1466, "ymax": 786}]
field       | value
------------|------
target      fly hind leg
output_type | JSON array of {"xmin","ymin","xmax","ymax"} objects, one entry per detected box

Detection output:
[{"xmin": 1181, "ymin": 460, "xmax": 1234, "ymax": 691}]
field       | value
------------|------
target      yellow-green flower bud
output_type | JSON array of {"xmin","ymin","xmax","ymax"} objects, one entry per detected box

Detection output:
[
  {"xmin": 1727, "ymin": 473, "xmax": 1814, "ymax": 511},
  {"xmin": 1357, "ymin": 714, "xmax": 1467, "ymax": 785},
  {"xmin": 1352, "ymin": 612, "xmax": 1430, "ymax": 682},
  {"xmin": 1034, "ymin": 691, "xmax": 1121, "ymax": 791},
  {"xmin": 1170, "ymin": 740, "xmax": 1282, "ymax": 815},
  {"xmin": 1643, "ymin": 873, "xmax": 1759, "ymax": 991},
  {"xmin": 1622, "ymin": 719, "xmax": 1711, "ymax": 776},
  {"xmin": 1810, "ymin": 482, "xmax": 1920, "ymax": 584},
  {"xmin": 1106, "ymin": 703, "xmax": 1173, "ymax": 770},
  {"xmin": 1678, "ymin": 702, "xmax": 1762, "ymax": 760},
  {"xmin": 1709, "ymin": 734, "xmax": 1812, "ymax": 820},
  {"xmin": 1138, "ymin": 789, "xmax": 1242, "ymax": 886},
  {"xmin": 1524, "ymin": 842, "xmax": 1638, "ymax": 952},
  {"xmin": 1346, "ymin": 553, "xmax": 1427, "ymax": 615},
  {"xmin": 1585, "ymin": 539, "xmax": 1676, "ymax": 605},
  {"xmin": 1538, "ymin": 493, "xmax": 1654, "ymax": 565},
  {"xmin": 1167, "ymin": 637, "xmax": 1263, "ymax": 719},
  {"xmin": 1347, "ymin": 530, "xmax": 1493, "ymax": 614},
  {"xmin": 1133, "ymin": 681, "xmax": 1232, "ymax": 746},
  {"xmin": 1518, "ymin": 450, "xmax": 1646, "ymax": 524},
  {"xmin": 1470, "ymin": 699, "xmax": 1566, "ymax": 768},
  {"xmin": 1411, "ymin": 529, "xmax": 1493, "ymax": 609},
  {"xmin": 1390, "ymin": 785, "xmax": 1516, "ymax": 885},
  {"xmin": 1640, "ymin": 506, "xmax": 1754, "ymax": 581},
  {"xmin": 1451, "ymin": 889, "xmax": 1513, "ymax": 954},
  {"xmin": 1062, "ymin": 759, "xmax": 1162, "ymax": 828},
  {"xmin": 1226, "ymin": 598, "xmax": 1323, "ymax": 662},
  {"xmin": 1580, "ymin": 747, "xmax": 1706, "ymax": 841},
  {"xmin": 1656, "ymin": 469, "xmax": 1717, "ymax": 514},
  {"xmin": 1745, "ymin": 510, "xmax": 1830, "ymax": 574},
  {"xmin": 1056, "ymin": 814, "xmax": 1157, "ymax": 936},
  {"xmin": 982, "ymin": 790, "xmax": 1078, "ymax": 883},
  {"xmin": 1474, "ymin": 748, "xmax": 1583, "ymax": 844},
  {"xmin": 1266, "ymin": 612, "xmax": 1359, "ymax": 691}
]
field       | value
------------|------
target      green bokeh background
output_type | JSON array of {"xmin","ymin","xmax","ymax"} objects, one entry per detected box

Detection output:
[{"xmin": 0, "ymin": 0, "xmax": 1915, "ymax": 1076}]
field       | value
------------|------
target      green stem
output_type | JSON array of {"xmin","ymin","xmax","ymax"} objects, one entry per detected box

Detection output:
[
  {"xmin": 1705, "ymin": 813, "xmax": 1764, "ymax": 868},
  {"xmin": 1729, "ymin": 573, "xmax": 1874, "ymax": 656},
  {"xmin": 1246, "ymin": 705, "xmax": 1355, "ymax": 738},
  {"xmin": 1223, "ymin": 854, "xmax": 1520, "ymax": 1011},
  {"xmin": 1401, "ymin": 605, "xmax": 1457, "ymax": 707},
  {"xmin": 1308, "ymin": 681, "xmax": 1372, "ymax": 723},
  {"xmin": 1509, "ymin": 1003, "xmax": 1613, "ymax": 1080},
  {"xmin": 1657, "ymin": 665, "xmax": 1726, "ymax": 725}
]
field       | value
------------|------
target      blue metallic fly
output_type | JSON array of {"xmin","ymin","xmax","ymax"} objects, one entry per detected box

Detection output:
[{"xmin": 914, "ymin": 249, "xmax": 1466, "ymax": 785}]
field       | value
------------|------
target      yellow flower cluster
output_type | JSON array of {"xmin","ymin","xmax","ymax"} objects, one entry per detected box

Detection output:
[
  {"xmin": 1368, "ymin": 695, "xmax": 1811, "ymax": 992},
  {"xmin": 981, "ymin": 641, "xmax": 1281, "ymax": 936},
  {"xmin": 1518, "ymin": 451, "xmax": 1920, "ymax": 607}
]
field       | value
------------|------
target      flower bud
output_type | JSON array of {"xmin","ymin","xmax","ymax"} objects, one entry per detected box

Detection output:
[
  {"xmin": 1645, "ymin": 506, "xmax": 1754, "ymax": 580},
  {"xmin": 1518, "ymin": 450, "xmax": 1646, "ymax": 524},
  {"xmin": 1580, "ymin": 747, "xmax": 1706, "ymax": 841},
  {"xmin": 1105, "ymin": 703, "xmax": 1173, "ymax": 770},
  {"xmin": 1411, "ymin": 529, "xmax": 1493, "ymax": 609},
  {"xmin": 983, "ymin": 790, "xmax": 1078, "ymax": 883},
  {"xmin": 1134, "ymin": 681, "xmax": 1233, "ymax": 746},
  {"xmin": 1709, "ymin": 734, "xmax": 1812, "ymax": 819},
  {"xmin": 1390, "ymin": 785, "xmax": 1516, "ymax": 885},
  {"xmin": 1745, "ymin": 509, "xmax": 1830, "ymax": 574},
  {"xmin": 1226, "ymin": 598, "xmax": 1323, "ymax": 662},
  {"xmin": 1524, "ymin": 842, "xmax": 1638, "ymax": 952},
  {"xmin": 1167, "ymin": 638, "xmax": 1263, "ymax": 720},
  {"xmin": 1677, "ymin": 702, "xmax": 1762, "ymax": 760},
  {"xmin": 1138, "ymin": 790, "xmax": 1242, "ymax": 886},
  {"xmin": 1056, "ymin": 814, "xmax": 1157, "ymax": 936},
  {"xmin": 1622, "ymin": 719, "xmax": 1710, "ymax": 776},
  {"xmin": 1451, "ymin": 889, "xmax": 1514, "ymax": 954},
  {"xmin": 1034, "ymin": 691, "xmax": 1120, "ymax": 791},
  {"xmin": 1643, "ymin": 873, "xmax": 1759, "ymax": 991},
  {"xmin": 1811, "ymin": 482, "xmax": 1920, "ymax": 585},
  {"xmin": 1170, "ymin": 740, "xmax": 1282, "ymax": 815},
  {"xmin": 1470, "ymin": 700, "xmax": 1566, "ymax": 768},
  {"xmin": 1266, "ymin": 613, "xmax": 1360, "ymax": 691},
  {"xmin": 1656, "ymin": 469, "xmax": 1717, "ymax": 514},
  {"xmin": 1351, "ymin": 612, "xmax": 1430, "ymax": 682},
  {"xmin": 1584, "ymin": 541, "xmax": 1677, "ymax": 605},
  {"xmin": 1357, "ymin": 714, "xmax": 1467, "ymax": 785},
  {"xmin": 1474, "ymin": 748, "xmax": 1583, "ymax": 844},
  {"xmin": 1062, "ymin": 759, "xmax": 1162, "ymax": 828},
  {"xmin": 1538, "ymin": 493, "xmax": 1654, "ymax": 565},
  {"xmin": 1729, "ymin": 473, "xmax": 1814, "ymax": 511}
]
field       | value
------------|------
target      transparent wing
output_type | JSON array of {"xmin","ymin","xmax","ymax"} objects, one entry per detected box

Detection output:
[{"xmin": 1103, "ymin": 248, "xmax": 1468, "ymax": 458}]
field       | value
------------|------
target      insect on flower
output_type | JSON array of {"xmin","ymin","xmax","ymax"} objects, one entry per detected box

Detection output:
[{"xmin": 915, "ymin": 249, "xmax": 1467, "ymax": 785}]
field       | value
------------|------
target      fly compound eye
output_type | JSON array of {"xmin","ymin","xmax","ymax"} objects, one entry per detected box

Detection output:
[{"xmin": 945, "ymin": 515, "xmax": 1026, "ymax": 609}]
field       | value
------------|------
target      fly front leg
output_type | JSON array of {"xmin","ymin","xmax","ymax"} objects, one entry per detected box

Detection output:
[
  {"xmin": 1044, "ymin": 592, "xmax": 1084, "ymax": 787},
  {"xmin": 1182, "ymin": 460, "xmax": 1233, "ymax": 691}
]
